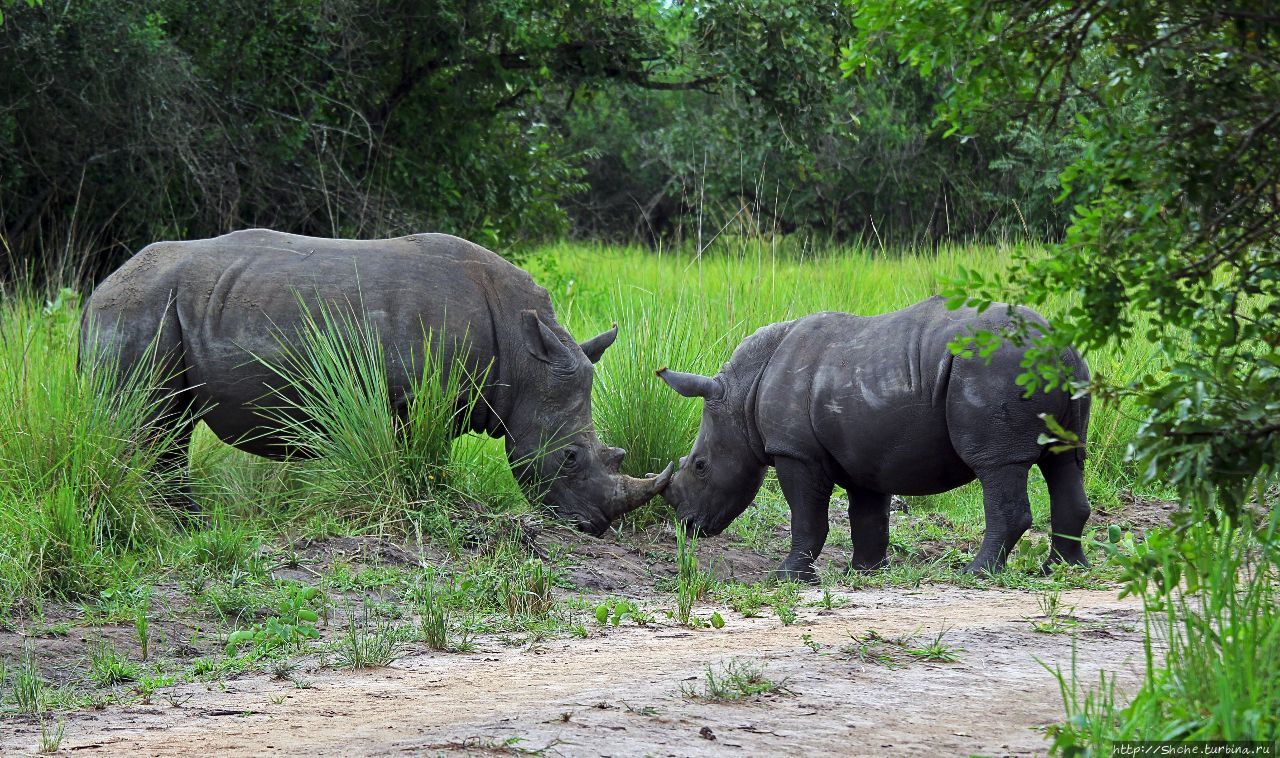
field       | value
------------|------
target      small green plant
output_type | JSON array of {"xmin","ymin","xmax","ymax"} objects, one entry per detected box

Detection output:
[
  {"xmin": 335, "ymin": 603, "xmax": 401, "ymax": 669},
  {"xmin": 904, "ymin": 630, "xmax": 962, "ymax": 663},
  {"xmin": 12, "ymin": 651, "xmax": 46, "ymax": 714},
  {"xmin": 89, "ymin": 640, "xmax": 139, "ymax": 686},
  {"xmin": 801, "ymin": 633, "xmax": 822, "ymax": 653},
  {"xmin": 1031, "ymin": 589, "xmax": 1078, "ymax": 635},
  {"xmin": 418, "ymin": 574, "xmax": 473, "ymax": 651},
  {"xmin": 134, "ymin": 600, "xmax": 150, "ymax": 662},
  {"xmin": 841, "ymin": 629, "xmax": 903, "ymax": 667},
  {"xmin": 675, "ymin": 527, "xmax": 715, "ymax": 626},
  {"xmin": 38, "ymin": 716, "xmax": 65, "ymax": 754},
  {"xmin": 135, "ymin": 674, "xmax": 174, "ymax": 704},
  {"xmin": 593, "ymin": 599, "xmax": 654, "ymax": 626},
  {"xmin": 841, "ymin": 628, "xmax": 962, "ymax": 666},
  {"xmin": 501, "ymin": 559, "xmax": 555, "ymax": 618},
  {"xmin": 681, "ymin": 658, "xmax": 791, "ymax": 701},
  {"xmin": 225, "ymin": 584, "xmax": 322, "ymax": 656},
  {"xmin": 270, "ymin": 658, "xmax": 298, "ymax": 680},
  {"xmin": 813, "ymin": 588, "xmax": 848, "ymax": 609},
  {"xmin": 772, "ymin": 597, "xmax": 798, "ymax": 626}
]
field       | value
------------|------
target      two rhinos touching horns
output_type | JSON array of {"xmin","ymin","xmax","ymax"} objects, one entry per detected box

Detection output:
[{"xmin": 83, "ymin": 231, "xmax": 1092, "ymax": 581}]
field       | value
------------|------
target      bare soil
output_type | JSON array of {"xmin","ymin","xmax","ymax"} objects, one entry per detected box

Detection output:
[
  {"xmin": 1, "ymin": 583, "xmax": 1145, "ymax": 757},
  {"xmin": 1, "ymin": 502, "xmax": 1160, "ymax": 756}
]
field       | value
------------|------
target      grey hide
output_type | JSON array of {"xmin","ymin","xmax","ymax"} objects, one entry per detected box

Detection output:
[
  {"xmin": 657, "ymin": 296, "xmax": 1091, "ymax": 580},
  {"xmin": 81, "ymin": 229, "xmax": 672, "ymax": 533}
]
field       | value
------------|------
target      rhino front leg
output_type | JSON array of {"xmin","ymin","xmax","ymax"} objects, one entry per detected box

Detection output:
[
  {"xmin": 772, "ymin": 457, "xmax": 833, "ymax": 584},
  {"xmin": 967, "ymin": 464, "xmax": 1034, "ymax": 574},
  {"xmin": 848, "ymin": 489, "xmax": 891, "ymax": 571}
]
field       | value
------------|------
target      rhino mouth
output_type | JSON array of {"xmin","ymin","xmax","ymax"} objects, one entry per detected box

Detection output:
[
  {"xmin": 575, "ymin": 513, "xmax": 611, "ymax": 537},
  {"xmin": 679, "ymin": 516, "xmax": 724, "ymax": 539}
]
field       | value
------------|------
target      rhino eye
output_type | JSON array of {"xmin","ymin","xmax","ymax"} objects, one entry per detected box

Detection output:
[
  {"xmin": 562, "ymin": 448, "xmax": 579, "ymax": 469},
  {"xmin": 693, "ymin": 458, "xmax": 708, "ymax": 475}
]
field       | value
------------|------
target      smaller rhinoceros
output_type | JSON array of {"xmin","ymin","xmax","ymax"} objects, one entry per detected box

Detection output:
[{"xmin": 656, "ymin": 296, "xmax": 1091, "ymax": 581}]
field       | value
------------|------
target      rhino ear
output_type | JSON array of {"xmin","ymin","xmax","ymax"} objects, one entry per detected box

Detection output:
[
  {"xmin": 579, "ymin": 323, "xmax": 618, "ymax": 364},
  {"xmin": 656, "ymin": 367, "xmax": 724, "ymax": 400},
  {"xmin": 521, "ymin": 310, "xmax": 577, "ymax": 368}
]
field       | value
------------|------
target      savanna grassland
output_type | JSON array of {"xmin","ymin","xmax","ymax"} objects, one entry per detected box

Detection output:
[{"xmin": 0, "ymin": 241, "xmax": 1178, "ymax": 754}]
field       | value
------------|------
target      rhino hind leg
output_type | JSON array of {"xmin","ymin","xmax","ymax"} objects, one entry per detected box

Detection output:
[
  {"xmin": 154, "ymin": 412, "xmax": 198, "ymax": 517},
  {"xmin": 771, "ymin": 456, "xmax": 833, "ymax": 585},
  {"xmin": 847, "ymin": 489, "xmax": 891, "ymax": 571},
  {"xmin": 966, "ymin": 464, "xmax": 1034, "ymax": 574},
  {"xmin": 1038, "ymin": 452, "xmax": 1091, "ymax": 572}
]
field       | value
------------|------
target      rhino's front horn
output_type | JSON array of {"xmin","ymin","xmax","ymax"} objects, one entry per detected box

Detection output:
[{"xmin": 610, "ymin": 462, "xmax": 675, "ymax": 517}]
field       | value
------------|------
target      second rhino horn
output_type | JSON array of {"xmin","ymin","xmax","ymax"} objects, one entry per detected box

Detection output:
[{"xmin": 656, "ymin": 367, "xmax": 723, "ymax": 400}]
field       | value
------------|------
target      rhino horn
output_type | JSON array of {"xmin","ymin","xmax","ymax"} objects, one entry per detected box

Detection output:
[
  {"xmin": 656, "ymin": 367, "xmax": 723, "ymax": 400},
  {"xmin": 609, "ymin": 462, "xmax": 675, "ymax": 517}
]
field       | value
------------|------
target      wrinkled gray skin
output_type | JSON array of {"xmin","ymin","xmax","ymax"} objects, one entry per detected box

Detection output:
[
  {"xmin": 658, "ymin": 297, "xmax": 1091, "ymax": 581},
  {"xmin": 81, "ymin": 229, "xmax": 671, "ymax": 534}
]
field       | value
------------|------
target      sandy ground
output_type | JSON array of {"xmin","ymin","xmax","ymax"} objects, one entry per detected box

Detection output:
[{"xmin": 1, "ymin": 584, "xmax": 1147, "ymax": 757}]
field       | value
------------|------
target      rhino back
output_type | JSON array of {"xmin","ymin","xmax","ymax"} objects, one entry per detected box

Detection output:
[
  {"xmin": 85, "ymin": 230, "xmax": 539, "ymax": 453},
  {"xmin": 757, "ymin": 297, "xmax": 1019, "ymax": 493}
]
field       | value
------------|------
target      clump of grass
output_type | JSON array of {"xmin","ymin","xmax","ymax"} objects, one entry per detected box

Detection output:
[
  {"xmin": 1030, "ymin": 589, "xmax": 1079, "ymax": 635},
  {"xmin": 1049, "ymin": 514, "xmax": 1280, "ymax": 748},
  {"xmin": 11, "ymin": 650, "xmax": 47, "ymax": 714},
  {"xmin": 416, "ymin": 572, "xmax": 476, "ymax": 652},
  {"xmin": 334, "ymin": 603, "xmax": 401, "ymax": 669},
  {"xmin": 680, "ymin": 658, "xmax": 791, "ymax": 701},
  {"xmin": 675, "ymin": 527, "xmax": 715, "ymax": 626},
  {"xmin": 501, "ymin": 559, "xmax": 555, "ymax": 618},
  {"xmin": 88, "ymin": 640, "xmax": 139, "ymax": 686},
  {"xmin": 38, "ymin": 716, "xmax": 65, "ymax": 753},
  {"xmin": 841, "ymin": 628, "xmax": 962, "ymax": 667},
  {"xmin": 134, "ymin": 600, "xmax": 150, "ymax": 661},
  {"xmin": 256, "ymin": 300, "xmax": 488, "ymax": 533},
  {"xmin": 0, "ymin": 292, "xmax": 179, "ymax": 605},
  {"xmin": 177, "ymin": 517, "xmax": 261, "ymax": 573}
]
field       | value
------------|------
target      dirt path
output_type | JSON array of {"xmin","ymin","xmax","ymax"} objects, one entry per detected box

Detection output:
[{"xmin": 1, "ymin": 585, "xmax": 1147, "ymax": 757}]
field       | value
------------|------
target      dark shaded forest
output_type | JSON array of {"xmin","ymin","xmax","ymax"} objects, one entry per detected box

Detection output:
[{"xmin": 0, "ymin": 0, "xmax": 1083, "ymax": 278}]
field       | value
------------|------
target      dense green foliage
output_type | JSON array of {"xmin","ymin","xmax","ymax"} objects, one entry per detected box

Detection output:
[
  {"xmin": 849, "ymin": 0, "xmax": 1279, "ymax": 510},
  {"xmin": 849, "ymin": 1, "xmax": 1279, "ymax": 747},
  {"xmin": 1, "ymin": 0, "xmax": 1084, "ymax": 282}
]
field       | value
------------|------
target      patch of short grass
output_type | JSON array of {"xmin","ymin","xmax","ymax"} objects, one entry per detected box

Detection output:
[{"xmin": 680, "ymin": 657, "xmax": 791, "ymax": 701}]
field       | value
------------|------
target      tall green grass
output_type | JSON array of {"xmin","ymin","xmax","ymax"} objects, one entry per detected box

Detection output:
[
  {"xmin": 0, "ymin": 290, "xmax": 173, "ymax": 604},
  {"xmin": 1050, "ymin": 507, "xmax": 1279, "ymax": 748},
  {"xmin": 536, "ymin": 241, "xmax": 1161, "ymax": 510},
  {"xmin": 253, "ymin": 301, "xmax": 521, "ymax": 533}
]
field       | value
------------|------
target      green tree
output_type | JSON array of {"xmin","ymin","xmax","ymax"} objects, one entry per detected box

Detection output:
[
  {"xmin": 849, "ymin": 2, "xmax": 1280, "ymax": 746},
  {"xmin": 848, "ymin": 1, "xmax": 1278, "ymax": 508}
]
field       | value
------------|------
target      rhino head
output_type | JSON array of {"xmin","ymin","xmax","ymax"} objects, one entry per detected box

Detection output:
[
  {"xmin": 506, "ymin": 311, "xmax": 673, "ymax": 535},
  {"xmin": 655, "ymin": 366, "xmax": 768, "ymax": 537}
]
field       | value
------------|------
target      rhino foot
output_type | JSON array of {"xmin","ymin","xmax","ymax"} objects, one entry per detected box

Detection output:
[
  {"xmin": 849, "ymin": 556, "xmax": 888, "ymax": 573},
  {"xmin": 1040, "ymin": 552, "xmax": 1090, "ymax": 576},
  {"xmin": 771, "ymin": 564, "xmax": 819, "ymax": 585}
]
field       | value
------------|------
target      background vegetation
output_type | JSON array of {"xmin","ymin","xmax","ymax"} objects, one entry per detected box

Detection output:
[
  {"xmin": 0, "ymin": 0, "xmax": 1277, "ymax": 751},
  {"xmin": 1, "ymin": 0, "xmax": 1082, "ymax": 282}
]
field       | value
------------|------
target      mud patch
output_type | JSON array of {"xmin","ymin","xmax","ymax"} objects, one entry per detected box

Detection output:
[{"xmin": 1096, "ymin": 493, "xmax": 1179, "ymax": 537}]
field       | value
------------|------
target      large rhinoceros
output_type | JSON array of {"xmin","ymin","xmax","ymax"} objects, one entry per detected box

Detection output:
[
  {"xmin": 81, "ymin": 229, "xmax": 671, "ymax": 533},
  {"xmin": 656, "ymin": 296, "xmax": 1091, "ymax": 580}
]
